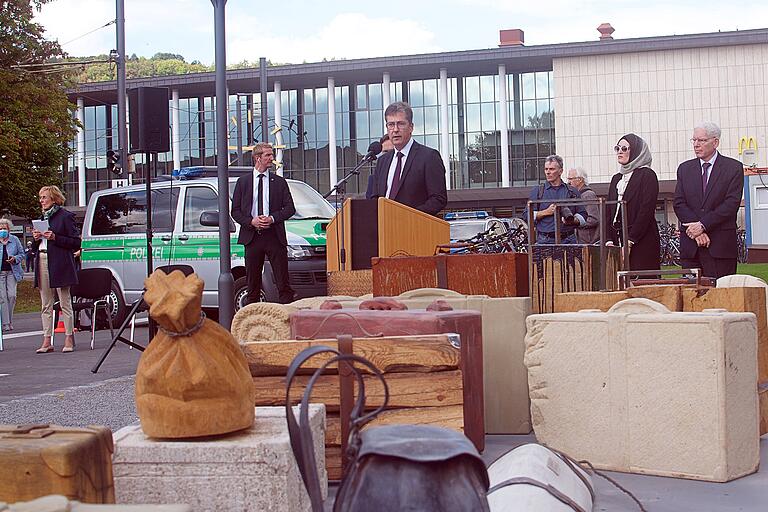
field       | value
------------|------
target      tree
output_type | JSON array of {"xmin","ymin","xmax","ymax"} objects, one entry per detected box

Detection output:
[{"xmin": 0, "ymin": 0, "xmax": 77, "ymax": 218}]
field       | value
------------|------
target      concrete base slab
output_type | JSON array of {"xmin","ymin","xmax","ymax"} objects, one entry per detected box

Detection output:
[{"xmin": 113, "ymin": 406, "xmax": 326, "ymax": 512}]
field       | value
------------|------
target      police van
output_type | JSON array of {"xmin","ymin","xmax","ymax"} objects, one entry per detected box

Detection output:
[{"xmin": 80, "ymin": 167, "xmax": 334, "ymax": 326}]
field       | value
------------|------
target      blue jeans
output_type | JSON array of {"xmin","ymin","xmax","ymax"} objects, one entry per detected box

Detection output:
[{"xmin": 536, "ymin": 231, "xmax": 577, "ymax": 245}]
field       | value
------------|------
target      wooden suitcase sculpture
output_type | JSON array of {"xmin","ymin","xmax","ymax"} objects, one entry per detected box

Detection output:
[
  {"xmin": 289, "ymin": 303, "xmax": 484, "ymax": 448},
  {"xmin": 0, "ymin": 424, "xmax": 114, "ymax": 504}
]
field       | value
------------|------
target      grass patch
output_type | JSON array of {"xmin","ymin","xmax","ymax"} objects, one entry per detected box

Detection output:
[
  {"xmin": 16, "ymin": 278, "xmax": 40, "ymax": 314},
  {"xmin": 661, "ymin": 264, "xmax": 768, "ymax": 283}
]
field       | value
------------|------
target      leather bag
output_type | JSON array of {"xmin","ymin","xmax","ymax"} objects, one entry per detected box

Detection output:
[{"xmin": 286, "ymin": 344, "xmax": 490, "ymax": 512}]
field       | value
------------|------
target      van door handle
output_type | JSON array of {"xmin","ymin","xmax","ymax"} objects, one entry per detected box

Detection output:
[
  {"xmin": 177, "ymin": 235, "xmax": 190, "ymax": 241},
  {"xmin": 160, "ymin": 235, "xmax": 172, "ymax": 242}
]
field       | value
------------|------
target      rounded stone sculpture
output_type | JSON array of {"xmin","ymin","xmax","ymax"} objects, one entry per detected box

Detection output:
[{"xmin": 135, "ymin": 270, "xmax": 255, "ymax": 438}]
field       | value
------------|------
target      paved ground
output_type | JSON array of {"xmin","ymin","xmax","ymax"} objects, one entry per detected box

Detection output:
[{"xmin": 1, "ymin": 311, "xmax": 766, "ymax": 510}]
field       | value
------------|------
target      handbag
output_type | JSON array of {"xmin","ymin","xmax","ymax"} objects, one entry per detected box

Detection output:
[{"xmin": 285, "ymin": 343, "xmax": 490, "ymax": 512}]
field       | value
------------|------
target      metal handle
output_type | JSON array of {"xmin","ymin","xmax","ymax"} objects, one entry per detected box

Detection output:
[{"xmin": 177, "ymin": 234, "xmax": 189, "ymax": 241}]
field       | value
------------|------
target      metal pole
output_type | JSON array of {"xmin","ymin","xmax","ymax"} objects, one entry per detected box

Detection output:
[
  {"xmin": 236, "ymin": 96, "xmax": 243, "ymax": 165},
  {"xmin": 259, "ymin": 57, "xmax": 268, "ymax": 142},
  {"xmin": 598, "ymin": 198, "xmax": 607, "ymax": 290},
  {"xmin": 116, "ymin": 0, "xmax": 128, "ymax": 178},
  {"xmin": 212, "ymin": 0, "xmax": 234, "ymax": 328}
]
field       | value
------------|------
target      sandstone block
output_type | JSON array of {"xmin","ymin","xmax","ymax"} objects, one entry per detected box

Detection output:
[
  {"xmin": 525, "ymin": 298, "xmax": 759, "ymax": 482},
  {"xmin": 113, "ymin": 406, "xmax": 325, "ymax": 512}
]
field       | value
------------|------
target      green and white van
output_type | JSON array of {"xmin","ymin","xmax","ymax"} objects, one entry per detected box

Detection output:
[{"xmin": 80, "ymin": 171, "xmax": 334, "ymax": 326}]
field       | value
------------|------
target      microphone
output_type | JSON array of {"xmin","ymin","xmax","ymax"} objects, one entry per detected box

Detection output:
[{"xmin": 362, "ymin": 141, "xmax": 383, "ymax": 162}]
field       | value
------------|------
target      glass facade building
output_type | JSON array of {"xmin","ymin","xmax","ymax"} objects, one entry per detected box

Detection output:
[{"xmin": 65, "ymin": 69, "xmax": 554, "ymax": 207}]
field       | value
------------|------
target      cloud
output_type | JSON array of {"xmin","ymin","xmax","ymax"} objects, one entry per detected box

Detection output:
[{"xmin": 228, "ymin": 13, "xmax": 442, "ymax": 64}]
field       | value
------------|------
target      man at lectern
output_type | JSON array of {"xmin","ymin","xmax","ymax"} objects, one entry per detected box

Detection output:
[{"xmin": 369, "ymin": 102, "xmax": 448, "ymax": 216}]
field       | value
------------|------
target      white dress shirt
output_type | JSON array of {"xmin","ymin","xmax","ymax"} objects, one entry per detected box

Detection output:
[
  {"xmin": 251, "ymin": 168, "xmax": 270, "ymax": 218},
  {"xmin": 386, "ymin": 137, "xmax": 415, "ymax": 198}
]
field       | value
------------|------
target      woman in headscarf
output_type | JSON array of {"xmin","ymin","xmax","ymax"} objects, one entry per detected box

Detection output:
[{"xmin": 606, "ymin": 133, "xmax": 661, "ymax": 271}]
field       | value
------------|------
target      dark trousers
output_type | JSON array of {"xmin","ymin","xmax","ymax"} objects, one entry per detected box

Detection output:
[
  {"xmin": 681, "ymin": 248, "xmax": 737, "ymax": 279},
  {"xmin": 244, "ymin": 229, "xmax": 294, "ymax": 304}
]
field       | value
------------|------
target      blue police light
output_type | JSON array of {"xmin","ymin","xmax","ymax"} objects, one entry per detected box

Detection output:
[
  {"xmin": 172, "ymin": 167, "xmax": 206, "ymax": 180},
  {"xmin": 444, "ymin": 211, "xmax": 489, "ymax": 220}
]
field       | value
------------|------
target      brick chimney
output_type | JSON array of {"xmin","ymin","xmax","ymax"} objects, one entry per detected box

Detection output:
[
  {"xmin": 597, "ymin": 23, "xmax": 615, "ymax": 41},
  {"xmin": 499, "ymin": 29, "xmax": 525, "ymax": 47}
]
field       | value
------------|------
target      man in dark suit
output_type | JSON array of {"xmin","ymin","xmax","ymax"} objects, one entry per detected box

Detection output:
[
  {"xmin": 231, "ymin": 142, "xmax": 296, "ymax": 304},
  {"xmin": 673, "ymin": 122, "xmax": 744, "ymax": 278},
  {"xmin": 369, "ymin": 102, "xmax": 447, "ymax": 216}
]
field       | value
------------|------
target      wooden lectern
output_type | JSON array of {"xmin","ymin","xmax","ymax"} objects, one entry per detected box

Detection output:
[{"xmin": 326, "ymin": 198, "xmax": 449, "ymax": 272}]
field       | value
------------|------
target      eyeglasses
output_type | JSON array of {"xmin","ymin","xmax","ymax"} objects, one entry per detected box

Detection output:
[
  {"xmin": 614, "ymin": 145, "xmax": 630, "ymax": 153},
  {"xmin": 386, "ymin": 121, "xmax": 410, "ymax": 130},
  {"xmin": 567, "ymin": 177, "xmax": 581, "ymax": 181},
  {"xmin": 690, "ymin": 137, "xmax": 715, "ymax": 145}
]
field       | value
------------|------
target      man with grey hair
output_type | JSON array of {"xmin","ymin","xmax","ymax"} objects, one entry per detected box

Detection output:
[
  {"xmin": 673, "ymin": 122, "xmax": 744, "ymax": 278},
  {"xmin": 566, "ymin": 167, "xmax": 599, "ymax": 244},
  {"xmin": 529, "ymin": 155, "xmax": 586, "ymax": 244},
  {"xmin": 369, "ymin": 101, "xmax": 447, "ymax": 216}
]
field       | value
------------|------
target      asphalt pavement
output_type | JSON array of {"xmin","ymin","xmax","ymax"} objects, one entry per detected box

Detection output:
[{"xmin": 0, "ymin": 311, "xmax": 144, "ymax": 431}]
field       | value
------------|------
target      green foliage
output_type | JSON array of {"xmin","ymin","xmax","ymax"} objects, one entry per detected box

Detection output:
[
  {"xmin": 0, "ymin": 0, "xmax": 75, "ymax": 218},
  {"xmin": 68, "ymin": 54, "xmax": 213, "ymax": 82}
]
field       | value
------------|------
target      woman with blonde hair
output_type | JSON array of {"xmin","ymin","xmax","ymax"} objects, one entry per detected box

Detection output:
[
  {"xmin": 0, "ymin": 218, "xmax": 25, "ymax": 332},
  {"xmin": 31, "ymin": 185, "xmax": 81, "ymax": 353}
]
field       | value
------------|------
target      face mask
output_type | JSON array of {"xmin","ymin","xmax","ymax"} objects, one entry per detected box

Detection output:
[{"xmin": 0, "ymin": 230, "xmax": 8, "ymax": 238}]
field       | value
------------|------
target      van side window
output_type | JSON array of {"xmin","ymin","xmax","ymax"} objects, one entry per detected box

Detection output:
[
  {"xmin": 184, "ymin": 186, "xmax": 218, "ymax": 232},
  {"xmin": 91, "ymin": 189, "xmax": 178, "ymax": 235}
]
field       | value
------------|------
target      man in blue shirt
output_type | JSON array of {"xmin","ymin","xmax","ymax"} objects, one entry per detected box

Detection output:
[{"xmin": 529, "ymin": 155, "xmax": 586, "ymax": 244}]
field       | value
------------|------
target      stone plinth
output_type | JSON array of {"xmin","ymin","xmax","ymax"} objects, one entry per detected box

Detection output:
[{"xmin": 113, "ymin": 406, "xmax": 326, "ymax": 512}]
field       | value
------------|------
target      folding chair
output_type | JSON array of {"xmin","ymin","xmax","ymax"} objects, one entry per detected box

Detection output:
[{"xmin": 52, "ymin": 268, "xmax": 116, "ymax": 350}]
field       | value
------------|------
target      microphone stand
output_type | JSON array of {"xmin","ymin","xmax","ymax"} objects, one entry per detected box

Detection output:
[{"xmin": 325, "ymin": 154, "xmax": 376, "ymax": 271}]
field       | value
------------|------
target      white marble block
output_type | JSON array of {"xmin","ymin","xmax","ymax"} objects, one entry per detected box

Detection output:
[
  {"xmin": 113, "ymin": 405, "xmax": 326, "ymax": 512},
  {"xmin": 328, "ymin": 289, "xmax": 533, "ymax": 434},
  {"xmin": 525, "ymin": 298, "xmax": 760, "ymax": 482}
]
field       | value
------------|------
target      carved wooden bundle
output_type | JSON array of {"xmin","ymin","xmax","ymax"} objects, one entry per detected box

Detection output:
[
  {"xmin": 135, "ymin": 270, "xmax": 255, "ymax": 438},
  {"xmin": 231, "ymin": 302, "xmax": 297, "ymax": 342}
]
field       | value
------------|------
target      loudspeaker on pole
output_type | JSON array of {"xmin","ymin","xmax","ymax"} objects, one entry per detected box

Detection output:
[{"xmin": 128, "ymin": 87, "xmax": 170, "ymax": 153}]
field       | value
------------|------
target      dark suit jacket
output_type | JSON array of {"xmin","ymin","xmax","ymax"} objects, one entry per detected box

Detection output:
[
  {"xmin": 673, "ymin": 152, "xmax": 743, "ymax": 259},
  {"xmin": 231, "ymin": 171, "xmax": 296, "ymax": 246},
  {"xmin": 606, "ymin": 167, "xmax": 660, "ymax": 270},
  {"xmin": 33, "ymin": 207, "xmax": 81, "ymax": 289},
  {"xmin": 370, "ymin": 140, "xmax": 447, "ymax": 216}
]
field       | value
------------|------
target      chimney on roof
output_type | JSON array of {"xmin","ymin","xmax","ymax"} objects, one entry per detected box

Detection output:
[
  {"xmin": 499, "ymin": 29, "xmax": 525, "ymax": 47},
  {"xmin": 597, "ymin": 23, "xmax": 615, "ymax": 41}
]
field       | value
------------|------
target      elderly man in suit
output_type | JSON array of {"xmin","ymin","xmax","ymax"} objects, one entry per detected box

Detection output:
[
  {"xmin": 369, "ymin": 102, "xmax": 447, "ymax": 216},
  {"xmin": 231, "ymin": 142, "xmax": 296, "ymax": 304},
  {"xmin": 673, "ymin": 122, "xmax": 744, "ymax": 278}
]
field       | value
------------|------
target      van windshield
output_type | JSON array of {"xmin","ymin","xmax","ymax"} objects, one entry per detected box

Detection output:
[{"xmin": 228, "ymin": 180, "xmax": 335, "ymax": 220}]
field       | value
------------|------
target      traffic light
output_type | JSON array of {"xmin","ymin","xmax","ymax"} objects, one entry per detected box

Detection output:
[{"xmin": 107, "ymin": 150, "xmax": 122, "ymax": 176}]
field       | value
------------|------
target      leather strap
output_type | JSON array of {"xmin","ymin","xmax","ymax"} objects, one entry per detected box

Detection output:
[
  {"xmin": 337, "ymin": 334, "xmax": 355, "ymax": 476},
  {"xmin": 285, "ymin": 346, "xmax": 390, "ymax": 511},
  {"xmin": 435, "ymin": 254, "xmax": 448, "ymax": 289}
]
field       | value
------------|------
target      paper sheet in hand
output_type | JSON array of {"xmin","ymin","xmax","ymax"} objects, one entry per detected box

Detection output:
[{"xmin": 32, "ymin": 219, "xmax": 49, "ymax": 232}]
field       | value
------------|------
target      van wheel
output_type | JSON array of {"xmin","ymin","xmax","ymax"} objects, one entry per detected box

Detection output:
[{"xmin": 234, "ymin": 276, "xmax": 266, "ymax": 311}]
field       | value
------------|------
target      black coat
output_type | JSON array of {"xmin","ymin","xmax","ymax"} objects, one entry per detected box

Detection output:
[
  {"xmin": 673, "ymin": 152, "xmax": 743, "ymax": 260},
  {"xmin": 231, "ymin": 171, "xmax": 296, "ymax": 247},
  {"xmin": 607, "ymin": 167, "xmax": 661, "ymax": 271},
  {"xmin": 33, "ymin": 207, "xmax": 81, "ymax": 289},
  {"xmin": 370, "ymin": 140, "xmax": 447, "ymax": 216}
]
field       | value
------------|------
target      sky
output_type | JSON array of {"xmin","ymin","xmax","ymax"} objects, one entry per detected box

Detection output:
[{"xmin": 35, "ymin": 0, "xmax": 768, "ymax": 65}]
